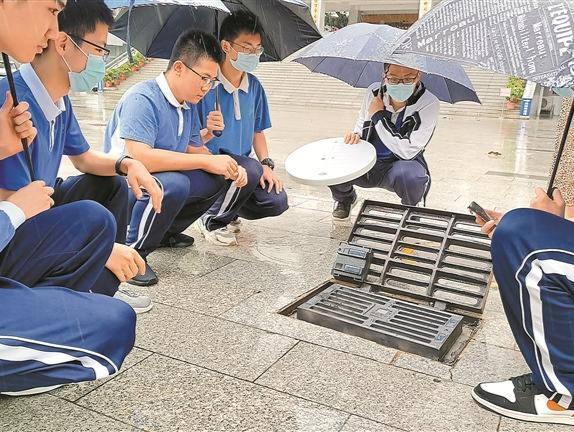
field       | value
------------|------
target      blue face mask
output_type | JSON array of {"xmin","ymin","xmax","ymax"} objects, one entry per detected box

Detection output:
[
  {"xmin": 386, "ymin": 83, "xmax": 416, "ymax": 103},
  {"xmin": 231, "ymin": 52, "xmax": 261, "ymax": 73},
  {"xmin": 64, "ymin": 40, "xmax": 106, "ymax": 92}
]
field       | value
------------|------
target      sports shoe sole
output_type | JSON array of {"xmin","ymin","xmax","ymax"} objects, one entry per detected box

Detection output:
[
  {"xmin": 472, "ymin": 388, "xmax": 574, "ymax": 425},
  {"xmin": 1, "ymin": 384, "xmax": 63, "ymax": 396},
  {"xmin": 133, "ymin": 302, "xmax": 154, "ymax": 315}
]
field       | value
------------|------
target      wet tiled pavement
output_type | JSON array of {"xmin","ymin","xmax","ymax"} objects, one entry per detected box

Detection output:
[{"xmin": 0, "ymin": 73, "xmax": 565, "ymax": 431}]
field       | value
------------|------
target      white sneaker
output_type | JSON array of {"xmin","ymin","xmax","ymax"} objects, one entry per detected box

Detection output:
[
  {"xmin": 196, "ymin": 218, "xmax": 237, "ymax": 246},
  {"xmin": 114, "ymin": 289, "xmax": 153, "ymax": 314},
  {"xmin": 473, "ymin": 373, "xmax": 574, "ymax": 425},
  {"xmin": 229, "ymin": 218, "xmax": 242, "ymax": 233}
]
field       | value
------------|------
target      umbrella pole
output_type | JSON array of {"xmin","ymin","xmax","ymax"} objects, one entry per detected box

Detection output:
[
  {"xmin": 213, "ymin": 12, "xmax": 223, "ymax": 138},
  {"xmin": 126, "ymin": 0, "xmax": 135, "ymax": 64},
  {"xmin": 547, "ymin": 98, "xmax": 574, "ymax": 197},
  {"xmin": 2, "ymin": 53, "xmax": 35, "ymax": 181}
]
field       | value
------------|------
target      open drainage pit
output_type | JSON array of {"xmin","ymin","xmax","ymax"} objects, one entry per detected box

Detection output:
[{"xmin": 278, "ymin": 201, "xmax": 492, "ymax": 364}]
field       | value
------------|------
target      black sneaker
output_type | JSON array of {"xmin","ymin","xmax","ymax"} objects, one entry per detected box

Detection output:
[
  {"xmin": 332, "ymin": 196, "xmax": 358, "ymax": 220},
  {"xmin": 128, "ymin": 262, "xmax": 159, "ymax": 287},
  {"xmin": 159, "ymin": 233, "xmax": 195, "ymax": 249},
  {"xmin": 472, "ymin": 373, "xmax": 574, "ymax": 425}
]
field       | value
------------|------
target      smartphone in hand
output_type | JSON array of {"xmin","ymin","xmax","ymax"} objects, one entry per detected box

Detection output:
[{"xmin": 468, "ymin": 201, "xmax": 492, "ymax": 223}]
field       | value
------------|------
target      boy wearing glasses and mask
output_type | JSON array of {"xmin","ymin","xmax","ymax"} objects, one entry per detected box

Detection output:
[
  {"xmin": 331, "ymin": 63, "xmax": 440, "ymax": 220},
  {"xmin": 196, "ymin": 10, "xmax": 289, "ymax": 246},
  {"xmin": 104, "ymin": 30, "xmax": 243, "ymax": 286},
  {"xmin": 0, "ymin": 0, "xmax": 162, "ymax": 311}
]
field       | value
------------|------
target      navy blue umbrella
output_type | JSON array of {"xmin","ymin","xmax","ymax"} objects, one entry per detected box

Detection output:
[{"xmin": 292, "ymin": 23, "xmax": 479, "ymax": 104}]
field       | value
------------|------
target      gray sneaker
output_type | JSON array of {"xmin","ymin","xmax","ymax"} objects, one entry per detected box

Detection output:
[
  {"xmin": 196, "ymin": 218, "xmax": 238, "ymax": 246},
  {"xmin": 114, "ymin": 289, "xmax": 153, "ymax": 314}
]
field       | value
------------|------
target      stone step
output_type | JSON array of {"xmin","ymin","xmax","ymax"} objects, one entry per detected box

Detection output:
[{"xmin": 254, "ymin": 62, "xmax": 513, "ymax": 118}]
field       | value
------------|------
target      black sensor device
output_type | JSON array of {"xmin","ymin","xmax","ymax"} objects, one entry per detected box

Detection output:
[{"xmin": 332, "ymin": 242, "xmax": 373, "ymax": 283}]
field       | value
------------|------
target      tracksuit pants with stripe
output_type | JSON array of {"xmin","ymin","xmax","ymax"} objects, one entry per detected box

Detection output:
[
  {"xmin": 492, "ymin": 208, "xmax": 574, "ymax": 409},
  {"xmin": 0, "ymin": 201, "xmax": 135, "ymax": 395},
  {"xmin": 329, "ymin": 158, "xmax": 429, "ymax": 206},
  {"xmin": 52, "ymin": 174, "xmax": 130, "ymax": 296},
  {"xmin": 203, "ymin": 154, "xmax": 289, "ymax": 232},
  {"xmin": 127, "ymin": 169, "xmax": 227, "ymax": 257}
]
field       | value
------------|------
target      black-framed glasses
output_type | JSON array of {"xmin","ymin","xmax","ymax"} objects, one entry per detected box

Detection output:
[
  {"xmin": 385, "ymin": 75, "xmax": 419, "ymax": 85},
  {"xmin": 180, "ymin": 61, "xmax": 219, "ymax": 89},
  {"xmin": 230, "ymin": 41, "xmax": 264, "ymax": 56},
  {"xmin": 69, "ymin": 34, "xmax": 110, "ymax": 61}
]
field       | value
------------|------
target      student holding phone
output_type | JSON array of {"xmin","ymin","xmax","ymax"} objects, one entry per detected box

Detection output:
[
  {"xmin": 471, "ymin": 188, "xmax": 574, "ymax": 425},
  {"xmin": 331, "ymin": 64, "xmax": 440, "ymax": 220}
]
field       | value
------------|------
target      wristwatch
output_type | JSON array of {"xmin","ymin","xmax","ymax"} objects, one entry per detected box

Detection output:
[
  {"xmin": 261, "ymin": 158, "xmax": 275, "ymax": 170},
  {"xmin": 115, "ymin": 155, "xmax": 133, "ymax": 176}
]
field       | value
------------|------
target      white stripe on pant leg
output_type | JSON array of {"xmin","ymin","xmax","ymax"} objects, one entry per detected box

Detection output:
[
  {"xmin": 130, "ymin": 176, "xmax": 163, "ymax": 250},
  {"xmin": 0, "ymin": 343, "xmax": 110, "ymax": 380},
  {"xmin": 0, "ymin": 336, "xmax": 118, "ymax": 373},
  {"xmin": 528, "ymin": 259, "xmax": 574, "ymax": 407},
  {"xmin": 516, "ymin": 251, "xmax": 574, "ymax": 408},
  {"xmin": 217, "ymin": 183, "xmax": 239, "ymax": 217}
]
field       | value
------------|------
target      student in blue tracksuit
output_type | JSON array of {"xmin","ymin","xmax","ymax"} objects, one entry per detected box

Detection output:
[
  {"xmin": 0, "ymin": 0, "xmax": 135, "ymax": 397},
  {"xmin": 104, "ymin": 30, "xmax": 242, "ymax": 286},
  {"xmin": 331, "ymin": 63, "xmax": 440, "ymax": 220},
  {"xmin": 197, "ymin": 10, "xmax": 289, "ymax": 246},
  {"xmin": 470, "ymin": 189, "xmax": 574, "ymax": 426},
  {"xmin": 0, "ymin": 1, "xmax": 163, "ymax": 303}
]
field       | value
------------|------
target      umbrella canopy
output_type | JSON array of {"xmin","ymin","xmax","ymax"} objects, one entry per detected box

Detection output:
[
  {"xmin": 105, "ymin": 0, "xmax": 228, "ymax": 8},
  {"xmin": 109, "ymin": 0, "xmax": 321, "ymax": 61},
  {"xmin": 392, "ymin": 0, "xmax": 574, "ymax": 88},
  {"xmin": 292, "ymin": 23, "xmax": 480, "ymax": 104},
  {"xmin": 391, "ymin": 0, "xmax": 574, "ymax": 195}
]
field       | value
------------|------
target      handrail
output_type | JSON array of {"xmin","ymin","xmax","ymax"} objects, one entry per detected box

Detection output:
[{"xmin": 106, "ymin": 47, "xmax": 137, "ymax": 69}]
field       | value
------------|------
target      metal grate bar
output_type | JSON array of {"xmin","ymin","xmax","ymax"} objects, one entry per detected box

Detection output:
[
  {"xmin": 297, "ymin": 284, "xmax": 464, "ymax": 360},
  {"xmin": 344, "ymin": 201, "xmax": 493, "ymax": 313}
]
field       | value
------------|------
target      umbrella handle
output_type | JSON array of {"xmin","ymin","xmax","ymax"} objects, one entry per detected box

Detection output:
[
  {"xmin": 366, "ymin": 87, "xmax": 385, "ymax": 142},
  {"xmin": 213, "ymin": 86, "xmax": 223, "ymax": 138},
  {"xmin": 548, "ymin": 98, "xmax": 574, "ymax": 197},
  {"xmin": 2, "ymin": 53, "xmax": 35, "ymax": 182}
]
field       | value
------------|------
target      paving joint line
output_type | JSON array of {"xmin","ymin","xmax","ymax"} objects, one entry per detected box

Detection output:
[
  {"xmin": 45, "ymin": 394, "xmax": 151, "ymax": 432},
  {"xmin": 252, "ymin": 340, "xmax": 301, "ymax": 382}
]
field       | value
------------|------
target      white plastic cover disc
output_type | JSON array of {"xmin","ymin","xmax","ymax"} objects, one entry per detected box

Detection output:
[{"xmin": 286, "ymin": 137, "xmax": 377, "ymax": 186}]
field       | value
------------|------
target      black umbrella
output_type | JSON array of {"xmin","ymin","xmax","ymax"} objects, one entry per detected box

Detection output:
[
  {"xmin": 108, "ymin": 0, "xmax": 320, "ymax": 139},
  {"xmin": 1, "ymin": 54, "xmax": 35, "ymax": 180},
  {"xmin": 392, "ymin": 0, "xmax": 574, "ymax": 196},
  {"xmin": 109, "ymin": 0, "xmax": 321, "ymax": 62}
]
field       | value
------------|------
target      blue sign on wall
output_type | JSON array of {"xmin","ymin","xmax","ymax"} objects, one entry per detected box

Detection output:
[{"xmin": 520, "ymin": 99, "xmax": 532, "ymax": 118}]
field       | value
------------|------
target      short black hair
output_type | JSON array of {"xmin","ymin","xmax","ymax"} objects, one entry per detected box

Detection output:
[
  {"xmin": 58, "ymin": 0, "xmax": 114, "ymax": 40},
  {"xmin": 168, "ymin": 30, "xmax": 223, "ymax": 69},
  {"xmin": 219, "ymin": 10, "xmax": 263, "ymax": 43}
]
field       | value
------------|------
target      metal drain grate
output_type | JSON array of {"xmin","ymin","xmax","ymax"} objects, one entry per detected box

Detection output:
[
  {"xmin": 297, "ymin": 283, "xmax": 464, "ymax": 360},
  {"xmin": 347, "ymin": 201, "xmax": 493, "ymax": 313}
]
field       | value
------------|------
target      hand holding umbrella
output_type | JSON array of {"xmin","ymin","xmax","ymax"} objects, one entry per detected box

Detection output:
[
  {"xmin": 1, "ymin": 53, "xmax": 35, "ymax": 180},
  {"xmin": 213, "ymin": 86, "xmax": 223, "ymax": 138}
]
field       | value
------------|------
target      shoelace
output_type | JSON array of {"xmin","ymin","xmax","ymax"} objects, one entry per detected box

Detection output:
[
  {"xmin": 119, "ymin": 289, "xmax": 140, "ymax": 298},
  {"xmin": 511, "ymin": 373, "xmax": 536, "ymax": 393}
]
